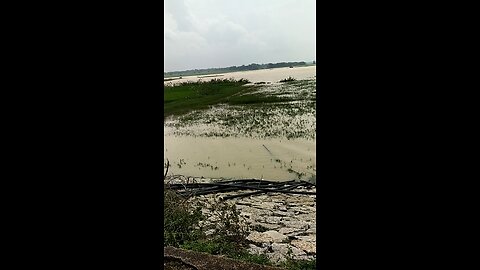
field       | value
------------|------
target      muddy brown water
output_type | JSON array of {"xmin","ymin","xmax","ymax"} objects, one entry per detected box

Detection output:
[{"xmin": 164, "ymin": 132, "xmax": 316, "ymax": 182}]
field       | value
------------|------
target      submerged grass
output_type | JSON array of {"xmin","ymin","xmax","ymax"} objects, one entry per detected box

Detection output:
[
  {"xmin": 164, "ymin": 78, "xmax": 316, "ymax": 139},
  {"xmin": 166, "ymin": 102, "xmax": 316, "ymax": 139},
  {"xmin": 279, "ymin": 76, "xmax": 296, "ymax": 82}
]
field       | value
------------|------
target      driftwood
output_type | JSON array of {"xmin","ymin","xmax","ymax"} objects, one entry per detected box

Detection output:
[{"xmin": 165, "ymin": 179, "xmax": 315, "ymax": 199}]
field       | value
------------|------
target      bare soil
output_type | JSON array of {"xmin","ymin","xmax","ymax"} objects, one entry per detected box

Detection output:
[{"xmin": 164, "ymin": 246, "xmax": 285, "ymax": 270}]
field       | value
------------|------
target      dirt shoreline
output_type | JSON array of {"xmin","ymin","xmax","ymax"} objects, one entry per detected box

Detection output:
[{"xmin": 164, "ymin": 246, "xmax": 285, "ymax": 270}]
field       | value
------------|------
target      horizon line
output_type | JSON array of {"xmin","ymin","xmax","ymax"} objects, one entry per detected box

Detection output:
[{"xmin": 164, "ymin": 60, "xmax": 316, "ymax": 74}]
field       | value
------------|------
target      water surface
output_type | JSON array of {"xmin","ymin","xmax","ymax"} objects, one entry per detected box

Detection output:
[{"xmin": 164, "ymin": 133, "xmax": 316, "ymax": 181}]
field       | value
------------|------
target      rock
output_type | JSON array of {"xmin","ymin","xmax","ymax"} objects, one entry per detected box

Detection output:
[
  {"xmin": 241, "ymin": 207, "xmax": 271, "ymax": 217},
  {"xmin": 208, "ymin": 215, "xmax": 221, "ymax": 222},
  {"xmin": 205, "ymin": 229, "xmax": 215, "ymax": 236},
  {"xmin": 291, "ymin": 240, "xmax": 316, "ymax": 254},
  {"xmin": 236, "ymin": 200, "xmax": 253, "ymax": 206},
  {"xmin": 252, "ymin": 195, "xmax": 269, "ymax": 201},
  {"xmin": 278, "ymin": 227, "xmax": 303, "ymax": 236},
  {"xmin": 295, "ymin": 235, "xmax": 316, "ymax": 243},
  {"xmin": 247, "ymin": 230, "xmax": 288, "ymax": 244},
  {"xmin": 251, "ymin": 202, "xmax": 277, "ymax": 210},
  {"xmin": 295, "ymin": 213, "xmax": 315, "ymax": 221},
  {"xmin": 254, "ymin": 217, "xmax": 266, "ymax": 223},
  {"xmin": 246, "ymin": 231, "xmax": 264, "ymax": 244},
  {"xmin": 265, "ymin": 230, "xmax": 288, "ymax": 242},
  {"xmin": 247, "ymin": 244, "xmax": 267, "ymax": 255},
  {"xmin": 281, "ymin": 220, "xmax": 310, "ymax": 230},
  {"xmin": 251, "ymin": 222, "xmax": 281, "ymax": 231},
  {"xmin": 266, "ymin": 253, "xmax": 284, "ymax": 263},
  {"xmin": 264, "ymin": 216, "xmax": 283, "ymax": 224},
  {"xmin": 272, "ymin": 210, "xmax": 291, "ymax": 217},
  {"xmin": 240, "ymin": 212, "xmax": 254, "ymax": 219},
  {"xmin": 235, "ymin": 204, "xmax": 246, "ymax": 210},
  {"xmin": 267, "ymin": 252, "xmax": 287, "ymax": 263},
  {"xmin": 261, "ymin": 242, "xmax": 271, "ymax": 249},
  {"xmin": 306, "ymin": 226, "xmax": 316, "ymax": 234},
  {"xmin": 260, "ymin": 223, "xmax": 281, "ymax": 230},
  {"xmin": 295, "ymin": 206, "xmax": 315, "ymax": 215},
  {"xmin": 271, "ymin": 243, "xmax": 306, "ymax": 258}
]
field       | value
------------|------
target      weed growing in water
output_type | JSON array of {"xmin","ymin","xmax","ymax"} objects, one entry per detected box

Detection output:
[{"xmin": 279, "ymin": 76, "xmax": 296, "ymax": 82}]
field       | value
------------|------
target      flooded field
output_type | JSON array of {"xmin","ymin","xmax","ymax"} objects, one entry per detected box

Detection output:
[{"xmin": 164, "ymin": 67, "xmax": 316, "ymax": 182}]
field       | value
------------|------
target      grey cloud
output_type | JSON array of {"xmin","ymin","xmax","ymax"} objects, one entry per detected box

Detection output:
[
  {"xmin": 164, "ymin": 0, "xmax": 194, "ymax": 32},
  {"xmin": 164, "ymin": 0, "xmax": 315, "ymax": 72}
]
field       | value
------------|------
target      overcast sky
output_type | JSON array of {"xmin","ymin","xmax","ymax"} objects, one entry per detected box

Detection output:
[{"xmin": 164, "ymin": 0, "xmax": 316, "ymax": 72}]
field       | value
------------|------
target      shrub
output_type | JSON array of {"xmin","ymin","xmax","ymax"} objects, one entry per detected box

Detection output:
[
  {"xmin": 163, "ymin": 188, "xmax": 248, "ymax": 247},
  {"xmin": 163, "ymin": 188, "xmax": 204, "ymax": 246},
  {"xmin": 203, "ymin": 199, "xmax": 249, "ymax": 244}
]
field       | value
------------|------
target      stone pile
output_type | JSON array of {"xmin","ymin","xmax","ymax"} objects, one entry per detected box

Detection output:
[{"xmin": 192, "ymin": 187, "xmax": 316, "ymax": 263}]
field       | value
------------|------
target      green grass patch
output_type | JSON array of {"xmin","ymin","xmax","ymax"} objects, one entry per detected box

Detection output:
[
  {"xmin": 280, "ymin": 258, "xmax": 317, "ymax": 270},
  {"xmin": 164, "ymin": 78, "xmax": 251, "ymax": 118},
  {"xmin": 181, "ymin": 239, "xmax": 271, "ymax": 264},
  {"xmin": 164, "ymin": 78, "xmax": 297, "ymax": 118},
  {"xmin": 181, "ymin": 239, "xmax": 272, "ymax": 266}
]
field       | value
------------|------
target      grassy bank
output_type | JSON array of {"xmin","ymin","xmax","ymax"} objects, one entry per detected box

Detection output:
[{"xmin": 164, "ymin": 78, "xmax": 288, "ymax": 118}]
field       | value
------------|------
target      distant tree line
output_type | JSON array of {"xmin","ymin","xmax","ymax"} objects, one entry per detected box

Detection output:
[{"xmin": 164, "ymin": 61, "xmax": 311, "ymax": 78}]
